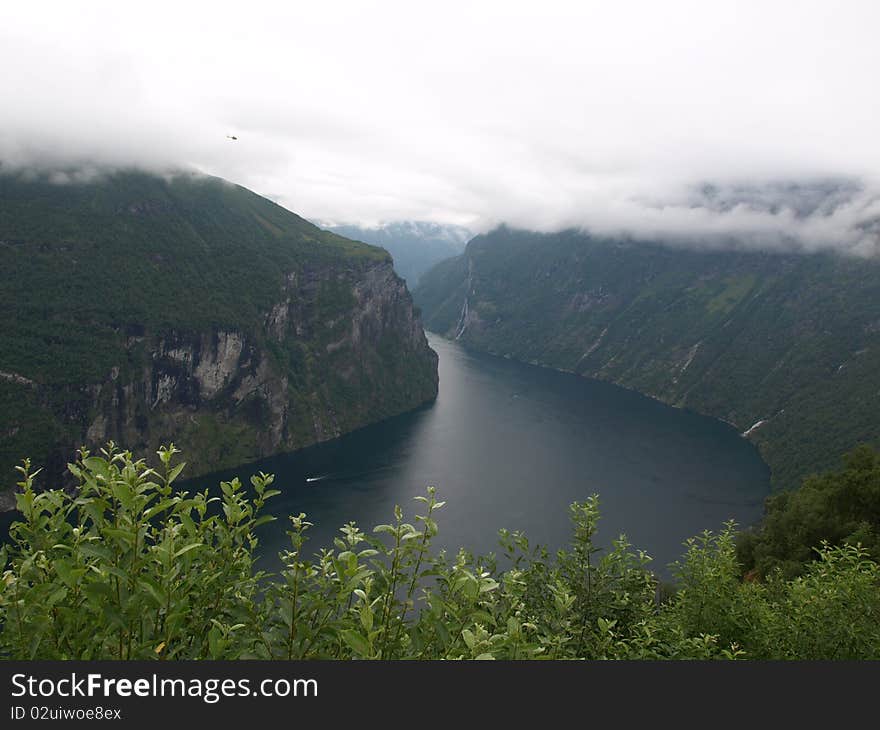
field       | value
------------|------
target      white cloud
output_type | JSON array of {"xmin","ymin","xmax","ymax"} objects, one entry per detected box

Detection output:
[{"xmin": 2, "ymin": 0, "xmax": 879, "ymax": 252}]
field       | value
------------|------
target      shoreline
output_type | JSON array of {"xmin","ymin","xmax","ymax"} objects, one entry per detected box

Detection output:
[{"xmin": 427, "ymin": 330, "xmax": 773, "ymax": 480}]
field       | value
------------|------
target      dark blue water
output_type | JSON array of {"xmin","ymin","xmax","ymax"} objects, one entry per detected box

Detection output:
[
  {"xmin": 191, "ymin": 334, "xmax": 769, "ymax": 578},
  {"xmin": 0, "ymin": 334, "xmax": 769, "ymax": 578}
]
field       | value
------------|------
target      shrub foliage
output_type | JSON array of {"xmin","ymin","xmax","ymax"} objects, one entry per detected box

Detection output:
[
  {"xmin": 2, "ymin": 444, "xmax": 879, "ymax": 660},
  {"xmin": 737, "ymin": 445, "xmax": 880, "ymax": 579}
]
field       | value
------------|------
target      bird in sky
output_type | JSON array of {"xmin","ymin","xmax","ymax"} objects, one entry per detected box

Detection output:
[{"xmin": 226, "ymin": 135, "xmax": 238, "ymax": 140}]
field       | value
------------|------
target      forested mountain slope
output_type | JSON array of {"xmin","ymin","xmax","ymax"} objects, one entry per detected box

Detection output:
[
  {"xmin": 416, "ymin": 227, "xmax": 880, "ymax": 488},
  {"xmin": 0, "ymin": 170, "xmax": 438, "ymax": 499}
]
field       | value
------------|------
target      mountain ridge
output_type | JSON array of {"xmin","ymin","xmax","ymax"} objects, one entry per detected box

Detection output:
[{"xmin": 323, "ymin": 221, "xmax": 471, "ymax": 286}]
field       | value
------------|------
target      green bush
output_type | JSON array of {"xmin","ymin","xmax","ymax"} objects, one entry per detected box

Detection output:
[
  {"xmin": 737, "ymin": 445, "xmax": 880, "ymax": 579},
  {"xmin": 1, "ymin": 444, "xmax": 879, "ymax": 660}
]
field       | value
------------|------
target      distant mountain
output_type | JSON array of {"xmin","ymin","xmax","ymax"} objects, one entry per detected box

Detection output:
[
  {"xmin": 323, "ymin": 221, "xmax": 471, "ymax": 286},
  {"xmin": 0, "ymin": 170, "xmax": 438, "ymax": 501},
  {"xmin": 415, "ymin": 226, "xmax": 880, "ymax": 489}
]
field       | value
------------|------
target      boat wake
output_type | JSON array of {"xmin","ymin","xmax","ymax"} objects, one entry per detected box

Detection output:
[{"xmin": 305, "ymin": 465, "xmax": 391, "ymax": 485}]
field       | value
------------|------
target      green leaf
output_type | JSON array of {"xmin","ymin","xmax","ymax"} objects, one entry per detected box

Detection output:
[
  {"xmin": 82, "ymin": 457, "xmax": 111, "ymax": 480},
  {"xmin": 173, "ymin": 543, "xmax": 204, "ymax": 558},
  {"xmin": 462, "ymin": 629, "xmax": 476, "ymax": 649},
  {"xmin": 110, "ymin": 481, "xmax": 134, "ymax": 507},
  {"xmin": 208, "ymin": 626, "xmax": 225, "ymax": 658},
  {"xmin": 341, "ymin": 629, "xmax": 372, "ymax": 657},
  {"xmin": 103, "ymin": 528, "xmax": 134, "ymax": 545},
  {"xmin": 46, "ymin": 586, "xmax": 68, "ymax": 607},
  {"xmin": 144, "ymin": 498, "xmax": 177, "ymax": 520},
  {"xmin": 360, "ymin": 603, "xmax": 374, "ymax": 632},
  {"xmin": 166, "ymin": 462, "xmax": 186, "ymax": 485},
  {"xmin": 79, "ymin": 543, "xmax": 113, "ymax": 561},
  {"xmin": 103, "ymin": 565, "xmax": 131, "ymax": 581},
  {"xmin": 54, "ymin": 559, "xmax": 76, "ymax": 588}
]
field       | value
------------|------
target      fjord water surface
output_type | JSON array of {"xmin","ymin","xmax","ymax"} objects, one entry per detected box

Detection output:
[{"xmin": 203, "ymin": 334, "xmax": 769, "ymax": 578}]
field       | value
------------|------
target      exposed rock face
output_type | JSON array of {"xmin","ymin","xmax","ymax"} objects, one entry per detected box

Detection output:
[
  {"xmin": 0, "ymin": 170, "xmax": 437, "ymax": 500},
  {"xmin": 72, "ymin": 260, "xmax": 437, "ymax": 483},
  {"xmin": 0, "ymin": 170, "xmax": 438, "ymax": 503}
]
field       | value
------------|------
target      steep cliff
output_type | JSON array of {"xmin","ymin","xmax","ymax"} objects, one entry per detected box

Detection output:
[
  {"xmin": 0, "ymin": 170, "xmax": 437, "ymax": 501},
  {"xmin": 415, "ymin": 227, "xmax": 880, "ymax": 489}
]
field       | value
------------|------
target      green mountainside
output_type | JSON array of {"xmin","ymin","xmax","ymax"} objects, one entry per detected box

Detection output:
[
  {"xmin": 415, "ymin": 227, "xmax": 880, "ymax": 489},
  {"xmin": 0, "ymin": 170, "xmax": 438, "ymax": 497}
]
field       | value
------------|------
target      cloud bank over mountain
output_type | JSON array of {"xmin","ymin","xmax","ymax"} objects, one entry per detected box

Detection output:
[{"xmin": 2, "ymin": 1, "xmax": 879, "ymax": 254}]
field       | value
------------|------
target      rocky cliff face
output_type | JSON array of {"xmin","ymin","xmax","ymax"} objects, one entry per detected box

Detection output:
[
  {"xmin": 0, "ymin": 171, "xmax": 438, "ymax": 503},
  {"xmin": 31, "ymin": 261, "xmax": 436, "ymax": 491}
]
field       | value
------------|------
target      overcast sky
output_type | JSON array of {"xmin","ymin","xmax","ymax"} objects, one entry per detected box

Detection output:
[{"xmin": 2, "ymin": 0, "xmax": 879, "ymax": 253}]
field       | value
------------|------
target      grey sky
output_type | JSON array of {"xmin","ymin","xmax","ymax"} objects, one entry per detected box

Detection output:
[{"xmin": 2, "ymin": 1, "xmax": 879, "ymax": 253}]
